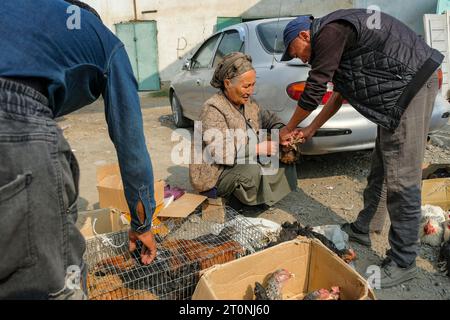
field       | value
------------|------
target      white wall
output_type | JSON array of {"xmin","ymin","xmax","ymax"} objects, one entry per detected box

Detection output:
[{"xmin": 83, "ymin": 0, "xmax": 353, "ymax": 83}]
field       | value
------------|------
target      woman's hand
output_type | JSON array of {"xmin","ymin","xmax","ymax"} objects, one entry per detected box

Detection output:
[{"xmin": 256, "ymin": 140, "xmax": 279, "ymax": 156}]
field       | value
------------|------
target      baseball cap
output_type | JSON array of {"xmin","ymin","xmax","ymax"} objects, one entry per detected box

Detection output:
[{"xmin": 280, "ymin": 16, "xmax": 313, "ymax": 61}]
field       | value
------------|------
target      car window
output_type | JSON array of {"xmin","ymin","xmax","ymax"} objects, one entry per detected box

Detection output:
[
  {"xmin": 212, "ymin": 31, "xmax": 244, "ymax": 68},
  {"xmin": 192, "ymin": 34, "xmax": 221, "ymax": 69},
  {"xmin": 256, "ymin": 19, "xmax": 293, "ymax": 54}
]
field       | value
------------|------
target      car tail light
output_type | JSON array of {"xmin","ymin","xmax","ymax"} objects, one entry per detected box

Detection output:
[
  {"xmin": 438, "ymin": 68, "xmax": 443, "ymax": 90},
  {"xmin": 286, "ymin": 82, "xmax": 306, "ymax": 101},
  {"xmin": 286, "ymin": 82, "xmax": 348, "ymax": 104}
]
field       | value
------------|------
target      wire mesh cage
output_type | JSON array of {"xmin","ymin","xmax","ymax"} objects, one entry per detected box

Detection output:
[{"xmin": 84, "ymin": 206, "xmax": 270, "ymax": 300}]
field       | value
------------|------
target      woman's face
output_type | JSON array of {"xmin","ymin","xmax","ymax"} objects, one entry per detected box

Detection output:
[{"xmin": 224, "ymin": 70, "xmax": 256, "ymax": 106}]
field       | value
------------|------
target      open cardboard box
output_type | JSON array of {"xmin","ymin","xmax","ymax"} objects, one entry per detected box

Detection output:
[
  {"xmin": 77, "ymin": 208, "xmax": 129, "ymax": 239},
  {"xmin": 97, "ymin": 164, "xmax": 165, "ymax": 214},
  {"xmin": 96, "ymin": 163, "xmax": 207, "ymax": 232},
  {"xmin": 192, "ymin": 237, "xmax": 375, "ymax": 300},
  {"xmin": 422, "ymin": 163, "xmax": 450, "ymax": 210}
]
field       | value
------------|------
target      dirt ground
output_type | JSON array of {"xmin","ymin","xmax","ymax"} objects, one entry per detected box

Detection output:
[{"xmin": 60, "ymin": 95, "xmax": 450, "ymax": 300}]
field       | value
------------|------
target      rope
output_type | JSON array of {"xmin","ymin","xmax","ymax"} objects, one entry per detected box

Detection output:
[{"xmin": 92, "ymin": 217, "xmax": 127, "ymax": 249}]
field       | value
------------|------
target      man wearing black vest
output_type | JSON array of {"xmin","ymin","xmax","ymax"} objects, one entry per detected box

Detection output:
[{"xmin": 279, "ymin": 9, "xmax": 444, "ymax": 288}]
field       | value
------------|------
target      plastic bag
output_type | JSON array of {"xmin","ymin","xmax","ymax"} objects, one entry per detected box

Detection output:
[{"xmin": 312, "ymin": 225, "xmax": 350, "ymax": 251}]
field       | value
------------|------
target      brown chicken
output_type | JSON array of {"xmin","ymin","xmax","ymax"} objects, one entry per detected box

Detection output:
[
  {"xmin": 254, "ymin": 269, "xmax": 294, "ymax": 300},
  {"xmin": 162, "ymin": 238, "xmax": 244, "ymax": 270},
  {"xmin": 303, "ymin": 286, "xmax": 340, "ymax": 300},
  {"xmin": 87, "ymin": 273, "xmax": 159, "ymax": 300},
  {"xmin": 279, "ymin": 136, "xmax": 303, "ymax": 164},
  {"xmin": 96, "ymin": 254, "xmax": 136, "ymax": 272}
]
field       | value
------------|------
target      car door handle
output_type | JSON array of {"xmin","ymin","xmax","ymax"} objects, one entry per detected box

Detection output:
[
  {"xmin": 196, "ymin": 79, "xmax": 202, "ymax": 86},
  {"xmin": 313, "ymin": 128, "xmax": 352, "ymax": 137}
]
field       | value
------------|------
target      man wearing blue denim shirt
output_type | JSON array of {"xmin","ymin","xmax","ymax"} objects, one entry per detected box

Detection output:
[{"xmin": 0, "ymin": 0, "xmax": 157, "ymax": 299}]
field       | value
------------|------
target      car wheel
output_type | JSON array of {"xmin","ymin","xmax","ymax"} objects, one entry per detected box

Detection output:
[{"xmin": 171, "ymin": 92, "xmax": 192, "ymax": 128}]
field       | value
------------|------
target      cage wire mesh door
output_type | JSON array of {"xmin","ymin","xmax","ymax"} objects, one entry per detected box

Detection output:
[{"xmin": 85, "ymin": 207, "xmax": 269, "ymax": 300}]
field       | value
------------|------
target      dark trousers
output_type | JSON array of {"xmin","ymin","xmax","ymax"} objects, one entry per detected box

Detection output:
[
  {"xmin": 0, "ymin": 78, "xmax": 86, "ymax": 299},
  {"xmin": 353, "ymin": 71, "xmax": 439, "ymax": 268}
]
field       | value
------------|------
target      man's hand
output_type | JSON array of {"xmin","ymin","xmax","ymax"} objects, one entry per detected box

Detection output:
[
  {"xmin": 298, "ymin": 126, "xmax": 316, "ymax": 141},
  {"xmin": 129, "ymin": 229, "xmax": 157, "ymax": 265},
  {"xmin": 280, "ymin": 126, "xmax": 295, "ymax": 146},
  {"xmin": 256, "ymin": 141, "xmax": 279, "ymax": 156},
  {"xmin": 280, "ymin": 128, "xmax": 306, "ymax": 146},
  {"xmin": 128, "ymin": 199, "xmax": 157, "ymax": 265}
]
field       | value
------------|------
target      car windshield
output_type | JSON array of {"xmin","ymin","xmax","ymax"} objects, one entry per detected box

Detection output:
[{"xmin": 256, "ymin": 19, "xmax": 293, "ymax": 54}]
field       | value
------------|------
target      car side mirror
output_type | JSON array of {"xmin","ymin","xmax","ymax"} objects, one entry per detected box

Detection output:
[{"xmin": 182, "ymin": 59, "xmax": 191, "ymax": 71}]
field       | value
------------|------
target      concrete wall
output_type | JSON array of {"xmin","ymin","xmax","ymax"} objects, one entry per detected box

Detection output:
[
  {"xmin": 83, "ymin": 0, "xmax": 353, "ymax": 83},
  {"xmin": 83, "ymin": 0, "xmax": 437, "ymax": 84},
  {"xmin": 354, "ymin": 0, "xmax": 439, "ymax": 36}
]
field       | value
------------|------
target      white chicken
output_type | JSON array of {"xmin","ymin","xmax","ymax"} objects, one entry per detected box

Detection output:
[{"xmin": 419, "ymin": 205, "xmax": 447, "ymax": 247}]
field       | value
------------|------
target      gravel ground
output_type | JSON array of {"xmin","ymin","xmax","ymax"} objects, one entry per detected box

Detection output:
[{"xmin": 62, "ymin": 96, "xmax": 450, "ymax": 300}]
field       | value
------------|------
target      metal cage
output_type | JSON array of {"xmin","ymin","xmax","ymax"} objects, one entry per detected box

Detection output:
[{"xmin": 84, "ymin": 207, "xmax": 269, "ymax": 300}]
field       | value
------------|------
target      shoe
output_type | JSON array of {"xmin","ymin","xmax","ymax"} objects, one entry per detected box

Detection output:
[
  {"xmin": 379, "ymin": 258, "xmax": 418, "ymax": 289},
  {"xmin": 341, "ymin": 223, "xmax": 372, "ymax": 247}
]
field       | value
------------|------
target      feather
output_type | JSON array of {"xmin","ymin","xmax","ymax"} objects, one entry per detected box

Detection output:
[{"xmin": 254, "ymin": 282, "xmax": 270, "ymax": 300}]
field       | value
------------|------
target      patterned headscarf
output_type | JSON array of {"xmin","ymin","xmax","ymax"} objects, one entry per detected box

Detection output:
[{"xmin": 210, "ymin": 52, "xmax": 255, "ymax": 89}]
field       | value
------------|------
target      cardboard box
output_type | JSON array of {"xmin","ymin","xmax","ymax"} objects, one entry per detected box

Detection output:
[
  {"xmin": 157, "ymin": 193, "xmax": 207, "ymax": 219},
  {"xmin": 96, "ymin": 164, "xmax": 165, "ymax": 214},
  {"xmin": 202, "ymin": 198, "xmax": 226, "ymax": 224},
  {"xmin": 192, "ymin": 237, "xmax": 374, "ymax": 300},
  {"xmin": 77, "ymin": 208, "xmax": 129, "ymax": 239},
  {"xmin": 422, "ymin": 164, "xmax": 450, "ymax": 211}
]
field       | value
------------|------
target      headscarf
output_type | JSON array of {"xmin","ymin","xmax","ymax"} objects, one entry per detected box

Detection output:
[{"xmin": 210, "ymin": 52, "xmax": 255, "ymax": 89}]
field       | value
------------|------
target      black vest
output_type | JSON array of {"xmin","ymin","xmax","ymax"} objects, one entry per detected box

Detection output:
[{"xmin": 310, "ymin": 9, "xmax": 444, "ymax": 130}]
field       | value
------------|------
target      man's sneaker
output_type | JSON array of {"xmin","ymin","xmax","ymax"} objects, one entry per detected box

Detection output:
[
  {"xmin": 341, "ymin": 223, "xmax": 372, "ymax": 247},
  {"xmin": 379, "ymin": 258, "xmax": 418, "ymax": 289}
]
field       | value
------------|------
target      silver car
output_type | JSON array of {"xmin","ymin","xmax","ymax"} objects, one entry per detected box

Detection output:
[{"xmin": 170, "ymin": 18, "xmax": 450, "ymax": 155}]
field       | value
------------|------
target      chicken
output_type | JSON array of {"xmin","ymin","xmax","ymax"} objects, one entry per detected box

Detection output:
[
  {"xmin": 254, "ymin": 269, "xmax": 294, "ymax": 300},
  {"xmin": 163, "ymin": 238, "xmax": 244, "ymax": 270},
  {"xmin": 254, "ymin": 282, "xmax": 270, "ymax": 300},
  {"xmin": 89, "ymin": 247, "xmax": 193, "ymax": 300},
  {"xmin": 426, "ymin": 167, "xmax": 450, "ymax": 179},
  {"xmin": 271, "ymin": 222, "xmax": 357, "ymax": 263},
  {"xmin": 88, "ymin": 273, "xmax": 159, "ymax": 300},
  {"xmin": 95, "ymin": 254, "xmax": 136, "ymax": 273},
  {"xmin": 419, "ymin": 205, "xmax": 447, "ymax": 246},
  {"xmin": 438, "ymin": 241, "xmax": 450, "ymax": 277},
  {"xmin": 125, "ymin": 246, "xmax": 200, "ymax": 300},
  {"xmin": 444, "ymin": 219, "xmax": 450, "ymax": 243},
  {"xmin": 279, "ymin": 136, "xmax": 303, "ymax": 164},
  {"xmin": 303, "ymin": 286, "xmax": 340, "ymax": 300},
  {"xmin": 280, "ymin": 145, "xmax": 299, "ymax": 164}
]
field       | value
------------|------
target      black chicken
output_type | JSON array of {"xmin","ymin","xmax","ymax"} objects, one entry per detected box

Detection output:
[
  {"xmin": 438, "ymin": 240, "xmax": 450, "ymax": 277},
  {"xmin": 270, "ymin": 222, "xmax": 356, "ymax": 263},
  {"xmin": 254, "ymin": 282, "xmax": 270, "ymax": 300}
]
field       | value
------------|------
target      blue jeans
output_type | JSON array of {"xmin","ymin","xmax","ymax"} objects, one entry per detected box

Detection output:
[{"xmin": 0, "ymin": 78, "xmax": 86, "ymax": 299}]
